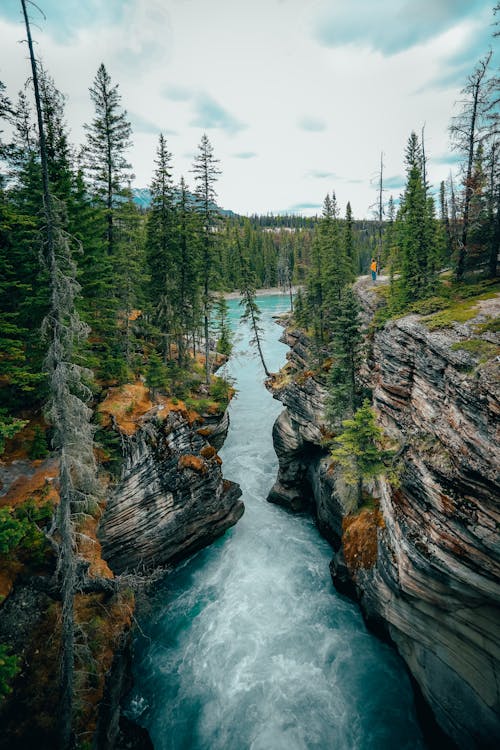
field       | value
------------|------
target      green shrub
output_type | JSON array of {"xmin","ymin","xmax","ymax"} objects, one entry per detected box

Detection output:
[
  {"xmin": 0, "ymin": 508, "xmax": 30, "ymax": 554},
  {"xmin": 210, "ymin": 376, "xmax": 233, "ymax": 406},
  {"xmin": 450, "ymin": 339, "xmax": 499, "ymax": 361},
  {"xmin": 28, "ymin": 426, "xmax": 49, "ymax": 460},
  {"xmin": 0, "ymin": 644, "xmax": 20, "ymax": 701}
]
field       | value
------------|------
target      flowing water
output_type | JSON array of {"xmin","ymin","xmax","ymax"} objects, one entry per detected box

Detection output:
[{"xmin": 126, "ymin": 295, "xmax": 426, "ymax": 750}]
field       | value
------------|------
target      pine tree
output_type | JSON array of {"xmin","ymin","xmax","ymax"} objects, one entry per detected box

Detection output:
[
  {"xmin": 439, "ymin": 180, "xmax": 454, "ymax": 264},
  {"xmin": 28, "ymin": 425, "xmax": 49, "ymax": 459},
  {"xmin": 326, "ymin": 286, "xmax": 363, "ymax": 424},
  {"xmin": 192, "ymin": 134, "xmax": 221, "ymax": 383},
  {"xmin": 213, "ymin": 295, "xmax": 233, "ymax": 356},
  {"xmin": 85, "ymin": 63, "xmax": 132, "ymax": 257},
  {"xmin": 320, "ymin": 192, "xmax": 352, "ymax": 317},
  {"xmin": 237, "ymin": 234, "xmax": 270, "ymax": 377},
  {"xmin": 331, "ymin": 399, "xmax": 393, "ymax": 504},
  {"xmin": 146, "ymin": 133, "xmax": 177, "ymax": 361},
  {"xmin": 84, "ymin": 64, "xmax": 133, "ymax": 380},
  {"xmin": 306, "ymin": 233, "xmax": 324, "ymax": 350},
  {"xmin": 176, "ymin": 176, "xmax": 201, "ymax": 364},
  {"xmin": 114, "ymin": 188, "xmax": 146, "ymax": 376},
  {"xmin": 343, "ymin": 201, "xmax": 357, "ymax": 276},
  {"xmin": 293, "ymin": 287, "xmax": 307, "ymax": 329},
  {"xmin": 393, "ymin": 131, "xmax": 439, "ymax": 306},
  {"xmin": 145, "ymin": 349, "xmax": 167, "ymax": 402}
]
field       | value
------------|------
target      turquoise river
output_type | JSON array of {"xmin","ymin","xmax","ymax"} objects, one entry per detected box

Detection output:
[{"xmin": 126, "ymin": 294, "xmax": 427, "ymax": 750}]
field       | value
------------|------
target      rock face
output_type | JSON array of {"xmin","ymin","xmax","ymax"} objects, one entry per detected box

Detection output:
[
  {"xmin": 99, "ymin": 408, "xmax": 243, "ymax": 573},
  {"xmin": 267, "ymin": 327, "xmax": 358, "ymax": 545},
  {"xmin": 268, "ymin": 297, "xmax": 500, "ymax": 749}
]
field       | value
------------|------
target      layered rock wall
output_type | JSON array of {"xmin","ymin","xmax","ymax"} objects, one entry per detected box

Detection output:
[
  {"xmin": 99, "ymin": 408, "xmax": 243, "ymax": 573},
  {"xmin": 268, "ymin": 297, "xmax": 500, "ymax": 749}
]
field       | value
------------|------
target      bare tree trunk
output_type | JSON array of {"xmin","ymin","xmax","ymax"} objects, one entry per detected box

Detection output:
[
  {"xmin": 21, "ymin": 5, "xmax": 97, "ymax": 748},
  {"xmin": 246, "ymin": 292, "xmax": 271, "ymax": 377},
  {"xmin": 488, "ymin": 143, "xmax": 499, "ymax": 278},
  {"xmin": 376, "ymin": 151, "xmax": 384, "ymax": 269},
  {"xmin": 204, "ymin": 292, "xmax": 210, "ymax": 384},
  {"xmin": 458, "ymin": 87, "xmax": 479, "ymax": 280},
  {"xmin": 58, "ymin": 461, "xmax": 76, "ymax": 749}
]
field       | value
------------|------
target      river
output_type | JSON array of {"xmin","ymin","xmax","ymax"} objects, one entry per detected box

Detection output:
[{"xmin": 125, "ymin": 294, "xmax": 426, "ymax": 750}]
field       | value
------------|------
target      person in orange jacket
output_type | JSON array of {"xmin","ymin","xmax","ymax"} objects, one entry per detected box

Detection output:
[{"xmin": 370, "ymin": 258, "xmax": 377, "ymax": 283}]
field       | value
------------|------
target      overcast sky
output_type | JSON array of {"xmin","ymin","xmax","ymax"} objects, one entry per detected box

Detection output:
[{"xmin": 0, "ymin": 0, "xmax": 497, "ymax": 216}]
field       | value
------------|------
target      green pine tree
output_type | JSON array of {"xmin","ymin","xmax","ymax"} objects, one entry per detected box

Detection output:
[
  {"xmin": 326, "ymin": 287, "xmax": 363, "ymax": 424},
  {"xmin": 331, "ymin": 399, "xmax": 394, "ymax": 503},
  {"xmin": 192, "ymin": 134, "xmax": 221, "ymax": 383}
]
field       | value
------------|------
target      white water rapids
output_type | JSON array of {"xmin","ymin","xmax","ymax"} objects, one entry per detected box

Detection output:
[{"xmin": 125, "ymin": 295, "xmax": 426, "ymax": 750}]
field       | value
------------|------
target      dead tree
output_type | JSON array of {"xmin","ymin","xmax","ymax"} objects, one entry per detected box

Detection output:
[
  {"xmin": 20, "ymin": 2, "xmax": 98, "ymax": 747},
  {"xmin": 450, "ymin": 51, "xmax": 494, "ymax": 279}
]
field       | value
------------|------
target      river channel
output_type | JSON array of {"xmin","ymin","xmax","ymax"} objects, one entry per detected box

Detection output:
[{"xmin": 126, "ymin": 294, "xmax": 426, "ymax": 750}]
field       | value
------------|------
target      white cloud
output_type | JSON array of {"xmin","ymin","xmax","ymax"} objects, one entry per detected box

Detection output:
[{"xmin": 0, "ymin": 0, "xmax": 494, "ymax": 216}]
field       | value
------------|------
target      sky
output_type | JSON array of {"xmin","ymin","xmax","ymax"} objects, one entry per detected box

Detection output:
[{"xmin": 0, "ymin": 0, "xmax": 497, "ymax": 216}]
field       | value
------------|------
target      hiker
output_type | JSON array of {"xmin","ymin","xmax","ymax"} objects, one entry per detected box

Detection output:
[{"xmin": 370, "ymin": 258, "xmax": 377, "ymax": 283}]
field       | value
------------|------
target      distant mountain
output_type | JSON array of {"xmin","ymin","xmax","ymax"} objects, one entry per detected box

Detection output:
[{"xmin": 132, "ymin": 187, "xmax": 235, "ymax": 217}]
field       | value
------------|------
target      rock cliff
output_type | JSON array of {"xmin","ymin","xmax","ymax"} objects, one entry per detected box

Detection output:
[
  {"xmin": 267, "ymin": 285, "xmax": 500, "ymax": 749},
  {"xmin": 99, "ymin": 406, "xmax": 243, "ymax": 574}
]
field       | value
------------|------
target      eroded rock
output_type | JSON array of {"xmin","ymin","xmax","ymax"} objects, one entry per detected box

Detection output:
[
  {"xmin": 99, "ymin": 410, "xmax": 243, "ymax": 573},
  {"xmin": 268, "ymin": 292, "xmax": 500, "ymax": 749}
]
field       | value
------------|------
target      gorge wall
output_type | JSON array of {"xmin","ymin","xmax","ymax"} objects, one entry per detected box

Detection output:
[
  {"xmin": 99, "ymin": 405, "xmax": 243, "ymax": 574},
  {"xmin": 267, "ymin": 284, "xmax": 500, "ymax": 749},
  {"xmin": 0, "ymin": 391, "xmax": 243, "ymax": 749}
]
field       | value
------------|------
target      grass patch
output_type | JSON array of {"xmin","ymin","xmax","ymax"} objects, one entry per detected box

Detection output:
[
  {"xmin": 450, "ymin": 339, "xmax": 500, "ymax": 362},
  {"xmin": 474, "ymin": 317, "xmax": 500, "ymax": 335},
  {"xmin": 423, "ymin": 283, "xmax": 499, "ymax": 330}
]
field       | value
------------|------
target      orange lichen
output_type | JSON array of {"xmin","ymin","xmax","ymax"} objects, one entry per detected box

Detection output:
[
  {"xmin": 178, "ymin": 454, "xmax": 206, "ymax": 473},
  {"xmin": 97, "ymin": 381, "xmax": 153, "ymax": 435},
  {"xmin": 72, "ymin": 590, "xmax": 134, "ymax": 740},
  {"xmin": 0, "ymin": 458, "xmax": 59, "ymax": 510},
  {"xmin": 342, "ymin": 505, "xmax": 385, "ymax": 572},
  {"xmin": 0, "ymin": 557, "xmax": 23, "ymax": 602},
  {"xmin": 196, "ymin": 427, "xmax": 214, "ymax": 438},
  {"xmin": 200, "ymin": 445, "xmax": 217, "ymax": 459},
  {"xmin": 77, "ymin": 510, "xmax": 113, "ymax": 579}
]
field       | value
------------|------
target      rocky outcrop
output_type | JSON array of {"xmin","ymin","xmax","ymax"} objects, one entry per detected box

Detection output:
[
  {"xmin": 267, "ymin": 327, "xmax": 358, "ymax": 544},
  {"xmin": 268, "ymin": 289, "xmax": 500, "ymax": 749},
  {"xmin": 99, "ymin": 408, "xmax": 243, "ymax": 573}
]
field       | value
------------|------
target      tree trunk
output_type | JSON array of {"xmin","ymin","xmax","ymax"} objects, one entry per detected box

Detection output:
[
  {"xmin": 58, "ymin": 461, "xmax": 76, "ymax": 750},
  {"xmin": 357, "ymin": 474, "xmax": 363, "ymax": 506},
  {"xmin": 248, "ymin": 298, "xmax": 270, "ymax": 377},
  {"xmin": 489, "ymin": 189, "xmax": 500, "ymax": 279},
  {"xmin": 377, "ymin": 151, "xmax": 384, "ymax": 269}
]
